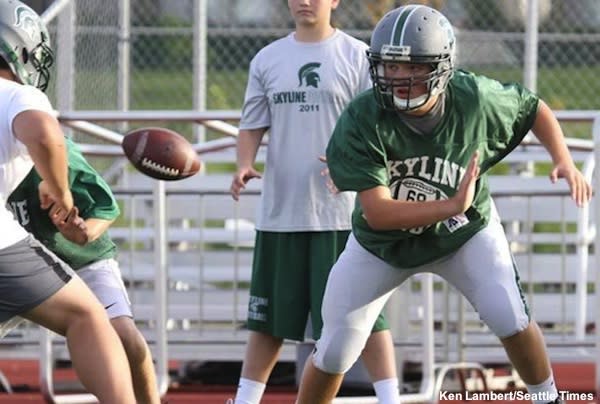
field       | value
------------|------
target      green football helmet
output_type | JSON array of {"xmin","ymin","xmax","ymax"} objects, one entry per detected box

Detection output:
[
  {"xmin": 367, "ymin": 5, "xmax": 455, "ymax": 111},
  {"xmin": 0, "ymin": 0, "xmax": 53, "ymax": 91}
]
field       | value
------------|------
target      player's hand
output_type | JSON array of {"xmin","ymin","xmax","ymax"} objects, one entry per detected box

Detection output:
[
  {"xmin": 452, "ymin": 151, "xmax": 480, "ymax": 214},
  {"xmin": 549, "ymin": 162, "xmax": 592, "ymax": 207},
  {"xmin": 230, "ymin": 166, "xmax": 262, "ymax": 201},
  {"xmin": 52, "ymin": 206, "xmax": 89, "ymax": 245},
  {"xmin": 38, "ymin": 181, "xmax": 74, "ymax": 223},
  {"xmin": 318, "ymin": 155, "xmax": 339, "ymax": 194}
]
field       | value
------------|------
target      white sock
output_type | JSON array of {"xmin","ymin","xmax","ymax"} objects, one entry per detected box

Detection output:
[
  {"xmin": 373, "ymin": 377, "xmax": 401, "ymax": 404},
  {"xmin": 525, "ymin": 374, "xmax": 559, "ymax": 404},
  {"xmin": 234, "ymin": 377, "xmax": 266, "ymax": 404}
]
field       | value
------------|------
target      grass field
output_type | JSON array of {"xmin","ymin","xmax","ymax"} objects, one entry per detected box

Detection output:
[{"xmin": 70, "ymin": 65, "xmax": 600, "ymax": 131}]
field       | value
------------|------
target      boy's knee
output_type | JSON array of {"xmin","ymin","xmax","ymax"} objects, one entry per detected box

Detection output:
[
  {"xmin": 111, "ymin": 319, "xmax": 148, "ymax": 360},
  {"xmin": 312, "ymin": 327, "xmax": 368, "ymax": 374}
]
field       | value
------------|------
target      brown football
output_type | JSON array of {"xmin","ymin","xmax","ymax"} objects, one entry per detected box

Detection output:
[{"xmin": 122, "ymin": 127, "xmax": 201, "ymax": 181}]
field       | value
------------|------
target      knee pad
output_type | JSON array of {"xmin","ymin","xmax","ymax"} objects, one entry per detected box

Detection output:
[
  {"xmin": 312, "ymin": 327, "xmax": 369, "ymax": 374},
  {"xmin": 475, "ymin": 284, "xmax": 529, "ymax": 338}
]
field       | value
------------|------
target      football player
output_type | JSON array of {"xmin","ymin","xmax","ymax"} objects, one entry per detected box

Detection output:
[
  {"xmin": 0, "ymin": 1, "xmax": 135, "ymax": 402},
  {"xmin": 296, "ymin": 4, "xmax": 590, "ymax": 404},
  {"xmin": 8, "ymin": 137, "xmax": 161, "ymax": 404}
]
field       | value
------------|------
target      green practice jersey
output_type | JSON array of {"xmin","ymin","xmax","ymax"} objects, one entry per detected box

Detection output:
[
  {"xmin": 8, "ymin": 138, "xmax": 119, "ymax": 269},
  {"xmin": 326, "ymin": 70, "xmax": 539, "ymax": 268}
]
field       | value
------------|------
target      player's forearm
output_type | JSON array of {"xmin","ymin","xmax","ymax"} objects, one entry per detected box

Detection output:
[
  {"xmin": 13, "ymin": 111, "xmax": 69, "ymax": 196},
  {"xmin": 359, "ymin": 186, "xmax": 464, "ymax": 231},
  {"xmin": 83, "ymin": 218, "xmax": 114, "ymax": 242},
  {"xmin": 28, "ymin": 141, "xmax": 69, "ymax": 195},
  {"xmin": 362, "ymin": 198, "xmax": 460, "ymax": 231},
  {"xmin": 236, "ymin": 128, "xmax": 266, "ymax": 168},
  {"xmin": 531, "ymin": 101, "xmax": 575, "ymax": 167}
]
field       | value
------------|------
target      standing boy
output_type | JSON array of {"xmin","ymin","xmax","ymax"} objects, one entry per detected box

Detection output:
[{"xmin": 229, "ymin": 1, "xmax": 400, "ymax": 403}]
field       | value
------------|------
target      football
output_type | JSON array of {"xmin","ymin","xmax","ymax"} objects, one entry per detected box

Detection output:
[{"xmin": 122, "ymin": 127, "xmax": 201, "ymax": 181}]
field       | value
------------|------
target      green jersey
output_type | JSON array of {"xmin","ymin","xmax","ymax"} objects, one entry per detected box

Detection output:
[
  {"xmin": 8, "ymin": 138, "xmax": 119, "ymax": 269},
  {"xmin": 326, "ymin": 70, "xmax": 539, "ymax": 268}
]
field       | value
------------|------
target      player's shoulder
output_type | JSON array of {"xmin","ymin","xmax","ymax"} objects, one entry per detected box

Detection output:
[
  {"xmin": 448, "ymin": 70, "xmax": 498, "ymax": 105},
  {"xmin": 0, "ymin": 80, "xmax": 52, "ymax": 121},
  {"xmin": 0, "ymin": 78, "xmax": 46, "ymax": 101},
  {"xmin": 451, "ymin": 69, "xmax": 525, "ymax": 96},
  {"xmin": 337, "ymin": 89, "xmax": 378, "ymax": 128},
  {"xmin": 448, "ymin": 70, "xmax": 481, "ymax": 92},
  {"xmin": 448, "ymin": 70, "xmax": 536, "ymax": 120},
  {"xmin": 346, "ymin": 89, "xmax": 377, "ymax": 113}
]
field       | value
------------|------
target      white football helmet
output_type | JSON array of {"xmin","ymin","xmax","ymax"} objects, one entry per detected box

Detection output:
[{"xmin": 0, "ymin": 0, "xmax": 54, "ymax": 91}]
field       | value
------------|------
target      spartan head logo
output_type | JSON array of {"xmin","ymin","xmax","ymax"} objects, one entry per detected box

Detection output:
[
  {"xmin": 298, "ymin": 62, "xmax": 321, "ymax": 88},
  {"xmin": 14, "ymin": 5, "xmax": 39, "ymax": 42}
]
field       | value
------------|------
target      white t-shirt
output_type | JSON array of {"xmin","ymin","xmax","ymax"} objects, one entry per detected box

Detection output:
[
  {"xmin": 0, "ymin": 78, "xmax": 53, "ymax": 248},
  {"xmin": 240, "ymin": 29, "xmax": 371, "ymax": 231}
]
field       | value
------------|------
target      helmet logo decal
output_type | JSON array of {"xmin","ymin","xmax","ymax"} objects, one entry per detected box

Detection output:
[
  {"xmin": 298, "ymin": 62, "xmax": 321, "ymax": 88},
  {"xmin": 14, "ymin": 5, "xmax": 39, "ymax": 41},
  {"xmin": 439, "ymin": 17, "xmax": 456, "ymax": 51}
]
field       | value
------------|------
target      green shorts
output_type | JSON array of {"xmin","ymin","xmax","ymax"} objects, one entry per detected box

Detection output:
[{"xmin": 247, "ymin": 230, "xmax": 389, "ymax": 341}]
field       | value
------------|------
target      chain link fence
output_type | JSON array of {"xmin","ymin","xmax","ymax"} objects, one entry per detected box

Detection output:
[{"xmin": 28, "ymin": 0, "xmax": 600, "ymax": 140}]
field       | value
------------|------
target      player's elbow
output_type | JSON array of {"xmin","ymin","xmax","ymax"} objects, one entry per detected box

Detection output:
[
  {"xmin": 358, "ymin": 186, "xmax": 397, "ymax": 231},
  {"xmin": 362, "ymin": 210, "xmax": 389, "ymax": 231},
  {"xmin": 85, "ymin": 218, "xmax": 114, "ymax": 242}
]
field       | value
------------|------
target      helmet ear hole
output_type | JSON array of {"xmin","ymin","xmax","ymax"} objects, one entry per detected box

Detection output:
[{"xmin": 21, "ymin": 48, "xmax": 28, "ymax": 64}]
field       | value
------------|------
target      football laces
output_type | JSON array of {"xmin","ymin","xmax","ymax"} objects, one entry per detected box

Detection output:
[{"xmin": 141, "ymin": 157, "xmax": 180, "ymax": 177}]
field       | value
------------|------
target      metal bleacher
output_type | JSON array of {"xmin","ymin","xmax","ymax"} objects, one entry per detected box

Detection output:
[{"xmin": 1, "ymin": 111, "xmax": 600, "ymax": 402}]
